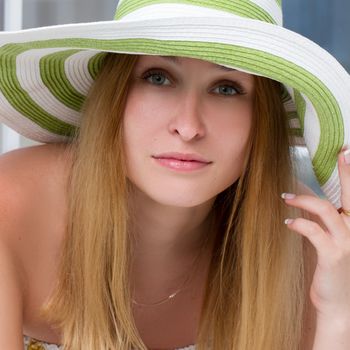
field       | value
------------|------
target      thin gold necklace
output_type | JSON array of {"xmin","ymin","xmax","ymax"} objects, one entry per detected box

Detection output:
[{"xmin": 131, "ymin": 223, "xmax": 213, "ymax": 307}]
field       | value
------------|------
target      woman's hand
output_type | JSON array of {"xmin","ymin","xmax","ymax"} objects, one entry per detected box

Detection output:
[{"xmin": 282, "ymin": 149, "xmax": 350, "ymax": 323}]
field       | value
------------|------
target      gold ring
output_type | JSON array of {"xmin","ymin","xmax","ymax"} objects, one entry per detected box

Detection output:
[{"xmin": 340, "ymin": 207, "xmax": 350, "ymax": 216}]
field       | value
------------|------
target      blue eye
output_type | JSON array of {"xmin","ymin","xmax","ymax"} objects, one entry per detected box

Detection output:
[
  {"xmin": 141, "ymin": 69, "xmax": 245, "ymax": 96},
  {"xmin": 142, "ymin": 70, "xmax": 171, "ymax": 86},
  {"xmin": 213, "ymin": 85, "xmax": 240, "ymax": 96}
]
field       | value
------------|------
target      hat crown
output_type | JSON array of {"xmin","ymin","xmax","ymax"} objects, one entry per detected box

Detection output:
[{"xmin": 114, "ymin": 0, "xmax": 283, "ymax": 26}]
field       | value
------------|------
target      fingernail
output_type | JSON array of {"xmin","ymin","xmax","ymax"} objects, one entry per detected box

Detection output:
[
  {"xmin": 284, "ymin": 218, "xmax": 294, "ymax": 225},
  {"xmin": 344, "ymin": 149, "xmax": 350, "ymax": 165},
  {"xmin": 281, "ymin": 193, "xmax": 296, "ymax": 199}
]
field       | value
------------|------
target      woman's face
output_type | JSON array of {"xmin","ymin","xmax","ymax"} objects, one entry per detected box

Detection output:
[{"xmin": 122, "ymin": 55, "xmax": 255, "ymax": 207}]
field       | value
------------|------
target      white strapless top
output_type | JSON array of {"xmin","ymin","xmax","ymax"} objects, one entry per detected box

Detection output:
[{"xmin": 23, "ymin": 335, "xmax": 196, "ymax": 350}]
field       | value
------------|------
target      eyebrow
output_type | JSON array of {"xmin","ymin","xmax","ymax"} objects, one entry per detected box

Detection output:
[{"xmin": 161, "ymin": 55, "xmax": 236, "ymax": 72}]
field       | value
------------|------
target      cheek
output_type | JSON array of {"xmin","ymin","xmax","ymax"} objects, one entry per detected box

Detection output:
[
  {"xmin": 122, "ymin": 86, "xmax": 174, "ymax": 168},
  {"xmin": 123, "ymin": 85, "xmax": 176, "ymax": 126},
  {"xmin": 210, "ymin": 101, "xmax": 253, "ymax": 150},
  {"xmin": 210, "ymin": 102, "xmax": 253, "ymax": 177},
  {"xmin": 122, "ymin": 88, "xmax": 159, "ymax": 148}
]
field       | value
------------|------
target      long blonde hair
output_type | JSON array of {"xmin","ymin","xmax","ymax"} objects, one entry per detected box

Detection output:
[{"xmin": 41, "ymin": 53, "xmax": 305, "ymax": 350}]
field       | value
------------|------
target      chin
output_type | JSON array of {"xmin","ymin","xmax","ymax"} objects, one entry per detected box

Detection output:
[
  {"xmin": 141, "ymin": 187, "xmax": 217, "ymax": 208},
  {"xmin": 128, "ymin": 177, "xmax": 231, "ymax": 208}
]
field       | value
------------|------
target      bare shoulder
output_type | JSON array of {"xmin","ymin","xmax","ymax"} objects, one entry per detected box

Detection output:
[
  {"xmin": 0, "ymin": 143, "xmax": 72, "ymax": 343},
  {"xmin": 0, "ymin": 239, "xmax": 25, "ymax": 349},
  {"xmin": 0, "ymin": 142, "xmax": 73, "ymax": 267},
  {"xmin": 0, "ymin": 142, "xmax": 73, "ymax": 190},
  {"xmin": 0, "ymin": 142, "xmax": 72, "ymax": 189}
]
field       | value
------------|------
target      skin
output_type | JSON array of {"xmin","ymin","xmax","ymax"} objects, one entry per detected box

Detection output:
[{"xmin": 122, "ymin": 55, "xmax": 255, "ymax": 302}]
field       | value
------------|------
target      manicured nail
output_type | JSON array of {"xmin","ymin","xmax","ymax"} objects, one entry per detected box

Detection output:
[
  {"xmin": 344, "ymin": 149, "xmax": 350, "ymax": 165},
  {"xmin": 284, "ymin": 218, "xmax": 294, "ymax": 225},
  {"xmin": 281, "ymin": 193, "xmax": 296, "ymax": 199}
]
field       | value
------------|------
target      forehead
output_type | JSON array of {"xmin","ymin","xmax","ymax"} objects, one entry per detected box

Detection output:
[{"xmin": 137, "ymin": 55, "xmax": 237, "ymax": 72}]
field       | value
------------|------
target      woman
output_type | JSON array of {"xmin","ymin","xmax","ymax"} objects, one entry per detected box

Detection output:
[{"xmin": 0, "ymin": 1, "xmax": 350, "ymax": 350}]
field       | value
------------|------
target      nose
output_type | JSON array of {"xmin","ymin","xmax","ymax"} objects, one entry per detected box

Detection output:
[{"xmin": 168, "ymin": 91, "xmax": 206, "ymax": 142}]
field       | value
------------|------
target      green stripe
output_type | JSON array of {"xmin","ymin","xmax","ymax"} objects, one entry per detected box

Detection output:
[
  {"xmin": 275, "ymin": 0, "xmax": 282, "ymax": 7},
  {"xmin": 289, "ymin": 127, "xmax": 303, "ymax": 138},
  {"xmin": 0, "ymin": 38, "xmax": 344, "ymax": 185},
  {"xmin": 114, "ymin": 0, "xmax": 276, "ymax": 24},
  {"xmin": 0, "ymin": 44, "xmax": 76, "ymax": 137},
  {"xmin": 40, "ymin": 49, "xmax": 86, "ymax": 111},
  {"xmin": 88, "ymin": 52, "xmax": 107, "ymax": 80},
  {"xmin": 293, "ymin": 89, "xmax": 306, "ymax": 135}
]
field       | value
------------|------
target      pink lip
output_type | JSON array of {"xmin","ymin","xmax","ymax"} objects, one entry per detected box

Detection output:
[
  {"xmin": 152, "ymin": 152, "xmax": 211, "ymax": 163},
  {"xmin": 153, "ymin": 157, "xmax": 210, "ymax": 171},
  {"xmin": 152, "ymin": 152, "xmax": 212, "ymax": 172}
]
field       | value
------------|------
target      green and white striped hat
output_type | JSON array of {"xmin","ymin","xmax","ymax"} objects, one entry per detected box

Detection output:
[{"xmin": 0, "ymin": 0, "xmax": 349, "ymax": 207}]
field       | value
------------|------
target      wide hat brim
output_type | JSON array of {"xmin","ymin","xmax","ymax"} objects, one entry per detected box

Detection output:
[{"xmin": 0, "ymin": 15, "xmax": 349, "ymax": 208}]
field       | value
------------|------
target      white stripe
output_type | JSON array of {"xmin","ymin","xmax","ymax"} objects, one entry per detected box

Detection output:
[
  {"xmin": 301, "ymin": 93, "xmax": 320, "ymax": 159},
  {"xmin": 323, "ymin": 103, "xmax": 350, "ymax": 208},
  {"xmin": 250, "ymin": 0, "xmax": 282, "ymax": 25},
  {"xmin": 116, "ymin": 0, "xmax": 127, "ymax": 6},
  {"xmin": 322, "ymin": 167, "xmax": 341, "ymax": 209},
  {"xmin": 0, "ymin": 89, "xmax": 70, "ymax": 143},
  {"xmin": 64, "ymin": 50, "xmax": 96, "ymax": 95},
  {"xmin": 16, "ymin": 48, "xmax": 81, "ymax": 126},
  {"xmin": 117, "ymin": 1, "xmax": 282, "ymax": 26},
  {"xmin": 119, "ymin": 4, "xmax": 241, "ymax": 22}
]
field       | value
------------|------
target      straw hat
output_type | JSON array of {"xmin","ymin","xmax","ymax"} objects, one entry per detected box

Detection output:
[{"xmin": 0, "ymin": 0, "xmax": 349, "ymax": 207}]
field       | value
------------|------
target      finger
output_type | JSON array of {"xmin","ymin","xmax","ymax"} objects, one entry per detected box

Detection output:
[
  {"xmin": 285, "ymin": 217, "xmax": 333, "ymax": 258},
  {"xmin": 338, "ymin": 147, "xmax": 350, "ymax": 221},
  {"xmin": 282, "ymin": 194, "xmax": 349, "ymax": 240}
]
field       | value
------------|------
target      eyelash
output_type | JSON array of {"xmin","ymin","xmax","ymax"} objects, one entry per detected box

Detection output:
[{"xmin": 140, "ymin": 69, "xmax": 246, "ymax": 96}]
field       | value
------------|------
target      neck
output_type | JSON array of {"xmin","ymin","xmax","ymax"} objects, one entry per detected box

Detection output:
[{"xmin": 128, "ymin": 185, "xmax": 216, "ymax": 301}]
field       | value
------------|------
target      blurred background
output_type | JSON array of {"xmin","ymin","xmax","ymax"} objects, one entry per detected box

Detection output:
[{"xmin": 0, "ymin": 0, "xmax": 349, "ymax": 195}]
